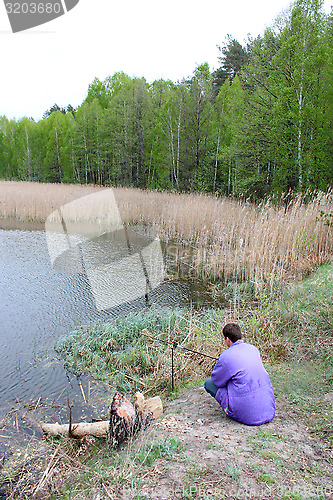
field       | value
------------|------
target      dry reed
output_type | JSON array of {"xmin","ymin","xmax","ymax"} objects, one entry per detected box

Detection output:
[
  {"xmin": 1, "ymin": 180, "xmax": 332, "ymax": 285},
  {"xmin": 140, "ymin": 312, "xmax": 223, "ymax": 395}
]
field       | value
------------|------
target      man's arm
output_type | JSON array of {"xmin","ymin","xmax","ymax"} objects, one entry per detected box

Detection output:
[{"xmin": 211, "ymin": 355, "xmax": 231, "ymax": 388}]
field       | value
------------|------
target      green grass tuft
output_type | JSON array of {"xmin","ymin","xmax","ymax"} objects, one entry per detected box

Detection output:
[{"xmin": 132, "ymin": 437, "xmax": 183, "ymax": 467}]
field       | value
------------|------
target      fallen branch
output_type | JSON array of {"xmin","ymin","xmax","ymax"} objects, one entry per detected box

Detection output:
[
  {"xmin": 67, "ymin": 395, "xmax": 74, "ymax": 437},
  {"xmin": 41, "ymin": 420, "xmax": 109, "ymax": 438}
]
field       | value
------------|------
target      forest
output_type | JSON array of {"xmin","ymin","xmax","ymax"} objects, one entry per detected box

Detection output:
[{"xmin": 0, "ymin": 0, "xmax": 332, "ymax": 200}]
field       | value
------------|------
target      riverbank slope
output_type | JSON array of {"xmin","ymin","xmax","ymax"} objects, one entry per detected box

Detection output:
[{"xmin": 1, "ymin": 264, "xmax": 332, "ymax": 499}]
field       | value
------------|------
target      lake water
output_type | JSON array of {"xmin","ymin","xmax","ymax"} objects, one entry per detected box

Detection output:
[{"xmin": 0, "ymin": 227, "xmax": 215, "ymax": 417}]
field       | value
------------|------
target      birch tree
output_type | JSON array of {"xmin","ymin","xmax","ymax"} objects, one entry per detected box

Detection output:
[{"xmin": 271, "ymin": 0, "xmax": 327, "ymax": 190}]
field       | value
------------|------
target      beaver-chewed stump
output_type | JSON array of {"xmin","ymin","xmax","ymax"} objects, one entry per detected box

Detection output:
[
  {"xmin": 40, "ymin": 391, "xmax": 163, "ymax": 444},
  {"xmin": 108, "ymin": 391, "xmax": 163, "ymax": 449}
]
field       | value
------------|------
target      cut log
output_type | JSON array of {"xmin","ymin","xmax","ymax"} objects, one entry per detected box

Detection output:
[
  {"xmin": 40, "ymin": 391, "xmax": 163, "ymax": 445},
  {"xmin": 40, "ymin": 420, "xmax": 109, "ymax": 438},
  {"xmin": 135, "ymin": 392, "xmax": 163, "ymax": 419}
]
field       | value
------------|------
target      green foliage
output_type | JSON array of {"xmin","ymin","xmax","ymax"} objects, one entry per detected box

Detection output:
[
  {"xmin": 318, "ymin": 197, "xmax": 333, "ymax": 227},
  {"xmin": 55, "ymin": 306, "xmax": 221, "ymax": 394},
  {"xmin": 213, "ymin": 35, "xmax": 250, "ymax": 93},
  {"xmin": 225, "ymin": 464, "xmax": 241, "ymax": 480},
  {"xmin": 0, "ymin": 2, "xmax": 332, "ymax": 199},
  {"xmin": 258, "ymin": 473, "xmax": 275, "ymax": 484}
]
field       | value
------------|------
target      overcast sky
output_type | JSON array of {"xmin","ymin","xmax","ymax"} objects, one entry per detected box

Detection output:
[{"xmin": 0, "ymin": 0, "xmax": 332, "ymax": 122}]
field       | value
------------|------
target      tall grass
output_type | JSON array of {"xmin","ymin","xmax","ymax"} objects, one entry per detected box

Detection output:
[
  {"xmin": 55, "ymin": 307, "xmax": 224, "ymax": 396},
  {"xmin": 1, "ymin": 180, "xmax": 332, "ymax": 284}
]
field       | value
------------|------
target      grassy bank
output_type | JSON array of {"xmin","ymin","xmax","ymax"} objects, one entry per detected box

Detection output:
[
  {"xmin": 56, "ymin": 263, "xmax": 333, "ymax": 443},
  {"xmin": 55, "ymin": 308, "xmax": 224, "ymax": 397},
  {"xmin": 1, "ymin": 269, "xmax": 332, "ymax": 499},
  {"xmin": 1, "ymin": 180, "xmax": 332, "ymax": 284}
]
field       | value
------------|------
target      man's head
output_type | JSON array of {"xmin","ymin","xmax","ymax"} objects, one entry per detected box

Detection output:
[{"xmin": 223, "ymin": 323, "xmax": 242, "ymax": 345}]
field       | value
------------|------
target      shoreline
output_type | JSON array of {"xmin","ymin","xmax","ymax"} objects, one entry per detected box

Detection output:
[
  {"xmin": 1, "ymin": 382, "xmax": 332, "ymax": 500},
  {"xmin": 1, "ymin": 180, "xmax": 333, "ymax": 285},
  {"xmin": 1, "ymin": 180, "xmax": 332, "ymax": 498},
  {"xmin": 0, "ymin": 217, "xmax": 45, "ymax": 231}
]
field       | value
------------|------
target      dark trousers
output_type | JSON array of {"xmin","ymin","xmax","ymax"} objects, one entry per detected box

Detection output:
[{"xmin": 204, "ymin": 377, "xmax": 219, "ymax": 398}]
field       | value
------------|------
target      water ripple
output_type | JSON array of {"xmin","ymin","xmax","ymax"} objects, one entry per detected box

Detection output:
[{"xmin": 0, "ymin": 228, "xmax": 204, "ymax": 410}]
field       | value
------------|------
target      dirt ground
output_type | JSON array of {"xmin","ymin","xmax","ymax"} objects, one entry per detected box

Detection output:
[
  {"xmin": 1, "ymin": 386, "xmax": 332, "ymax": 500},
  {"xmin": 121, "ymin": 386, "xmax": 333, "ymax": 500}
]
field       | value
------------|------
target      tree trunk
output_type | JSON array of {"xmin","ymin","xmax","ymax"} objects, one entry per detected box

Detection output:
[
  {"xmin": 55, "ymin": 127, "xmax": 62, "ymax": 182},
  {"xmin": 25, "ymin": 125, "xmax": 32, "ymax": 180},
  {"xmin": 108, "ymin": 392, "xmax": 137, "ymax": 448},
  {"xmin": 213, "ymin": 128, "xmax": 220, "ymax": 193}
]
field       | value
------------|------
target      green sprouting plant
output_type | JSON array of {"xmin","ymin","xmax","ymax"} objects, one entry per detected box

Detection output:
[
  {"xmin": 318, "ymin": 209, "xmax": 333, "ymax": 227},
  {"xmin": 225, "ymin": 464, "xmax": 241, "ymax": 480},
  {"xmin": 206, "ymin": 441, "xmax": 223, "ymax": 451},
  {"xmin": 260, "ymin": 451, "xmax": 286, "ymax": 469},
  {"xmin": 132, "ymin": 437, "xmax": 183, "ymax": 467},
  {"xmin": 258, "ymin": 473, "xmax": 275, "ymax": 484},
  {"xmin": 296, "ymin": 228, "xmax": 316, "ymax": 256},
  {"xmin": 318, "ymin": 196, "xmax": 333, "ymax": 227},
  {"xmin": 249, "ymin": 429, "xmax": 279, "ymax": 450},
  {"xmin": 184, "ymin": 463, "xmax": 210, "ymax": 480}
]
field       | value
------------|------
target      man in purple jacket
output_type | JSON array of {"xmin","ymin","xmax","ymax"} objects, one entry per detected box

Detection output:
[{"xmin": 204, "ymin": 323, "xmax": 275, "ymax": 425}]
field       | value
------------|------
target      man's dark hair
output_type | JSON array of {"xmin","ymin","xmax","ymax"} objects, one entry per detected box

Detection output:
[{"xmin": 223, "ymin": 323, "xmax": 242, "ymax": 343}]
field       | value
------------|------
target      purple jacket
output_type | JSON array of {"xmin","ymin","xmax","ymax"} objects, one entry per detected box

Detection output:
[{"xmin": 211, "ymin": 340, "xmax": 275, "ymax": 425}]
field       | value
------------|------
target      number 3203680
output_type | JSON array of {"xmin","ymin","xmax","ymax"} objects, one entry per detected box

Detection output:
[{"xmin": 5, "ymin": 2, "xmax": 62, "ymax": 14}]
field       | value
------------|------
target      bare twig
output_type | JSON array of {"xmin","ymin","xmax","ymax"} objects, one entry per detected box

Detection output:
[
  {"xmin": 102, "ymin": 482, "xmax": 115, "ymax": 499},
  {"xmin": 32, "ymin": 446, "xmax": 60, "ymax": 496},
  {"xmin": 78, "ymin": 380, "xmax": 87, "ymax": 404},
  {"xmin": 67, "ymin": 395, "xmax": 74, "ymax": 437}
]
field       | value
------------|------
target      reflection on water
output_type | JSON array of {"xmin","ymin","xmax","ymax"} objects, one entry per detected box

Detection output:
[
  {"xmin": 0, "ymin": 228, "xmax": 215, "ymax": 416},
  {"xmin": 45, "ymin": 187, "xmax": 166, "ymax": 311}
]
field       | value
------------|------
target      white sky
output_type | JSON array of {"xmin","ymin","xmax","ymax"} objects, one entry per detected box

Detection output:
[{"xmin": 0, "ymin": 0, "xmax": 332, "ymax": 122}]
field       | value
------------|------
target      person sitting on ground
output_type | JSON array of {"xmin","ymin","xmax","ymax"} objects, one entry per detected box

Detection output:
[{"xmin": 204, "ymin": 323, "xmax": 275, "ymax": 425}]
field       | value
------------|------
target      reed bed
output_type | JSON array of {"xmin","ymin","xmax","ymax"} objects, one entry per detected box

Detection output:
[
  {"xmin": 114, "ymin": 186, "xmax": 333, "ymax": 285},
  {"xmin": 1, "ymin": 180, "xmax": 332, "ymax": 285},
  {"xmin": 0, "ymin": 180, "xmax": 103, "ymax": 223}
]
